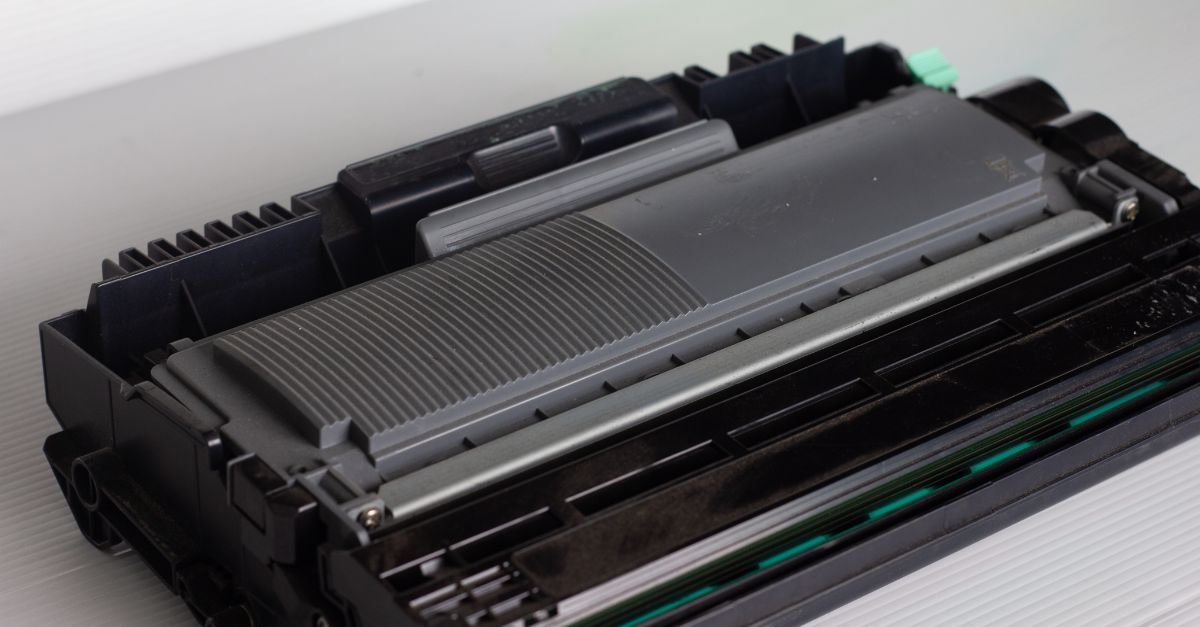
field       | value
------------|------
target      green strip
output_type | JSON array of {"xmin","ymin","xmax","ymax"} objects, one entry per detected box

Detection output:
[
  {"xmin": 969, "ymin": 441, "xmax": 1034, "ymax": 473},
  {"xmin": 1069, "ymin": 380, "xmax": 1166, "ymax": 428},
  {"xmin": 618, "ymin": 586, "xmax": 716, "ymax": 627},
  {"xmin": 757, "ymin": 534, "xmax": 831, "ymax": 570},
  {"xmin": 867, "ymin": 487, "xmax": 934, "ymax": 520}
]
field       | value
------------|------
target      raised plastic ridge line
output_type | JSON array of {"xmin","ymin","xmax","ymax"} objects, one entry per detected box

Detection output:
[
  {"xmin": 375, "ymin": 210, "xmax": 1108, "ymax": 524},
  {"xmin": 418, "ymin": 120, "xmax": 737, "ymax": 258}
]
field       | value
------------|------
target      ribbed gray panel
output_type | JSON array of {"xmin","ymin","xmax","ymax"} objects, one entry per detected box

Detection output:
[{"xmin": 217, "ymin": 214, "xmax": 705, "ymax": 451}]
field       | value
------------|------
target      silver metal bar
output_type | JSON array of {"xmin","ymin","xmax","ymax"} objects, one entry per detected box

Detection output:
[
  {"xmin": 556, "ymin": 320, "xmax": 1200, "ymax": 622},
  {"xmin": 550, "ymin": 325, "xmax": 1117, "ymax": 619},
  {"xmin": 378, "ymin": 209, "xmax": 1108, "ymax": 522}
]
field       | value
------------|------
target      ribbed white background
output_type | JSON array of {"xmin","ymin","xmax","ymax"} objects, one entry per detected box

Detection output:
[{"xmin": 0, "ymin": 0, "xmax": 1197, "ymax": 625}]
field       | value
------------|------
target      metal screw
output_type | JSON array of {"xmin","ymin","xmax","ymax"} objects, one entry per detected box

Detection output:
[
  {"xmin": 1119, "ymin": 197, "xmax": 1140, "ymax": 223},
  {"xmin": 357, "ymin": 506, "xmax": 384, "ymax": 530}
]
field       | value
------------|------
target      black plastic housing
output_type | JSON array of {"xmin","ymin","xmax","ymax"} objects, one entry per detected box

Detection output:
[{"xmin": 35, "ymin": 32, "xmax": 1200, "ymax": 627}]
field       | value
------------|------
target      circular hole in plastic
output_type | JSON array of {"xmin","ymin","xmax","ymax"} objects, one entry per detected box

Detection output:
[{"xmin": 71, "ymin": 459, "xmax": 100, "ymax": 510}]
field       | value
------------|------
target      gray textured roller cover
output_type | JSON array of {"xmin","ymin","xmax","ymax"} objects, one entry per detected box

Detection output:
[{"xmin": 217, "ymin": 215, "xmax": 704, "ymax": 450}]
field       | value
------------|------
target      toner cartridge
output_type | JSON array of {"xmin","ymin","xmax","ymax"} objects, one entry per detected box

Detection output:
[{"xmin": 36, "ymin": 33, "xmax": 1200, "ymax": 627}]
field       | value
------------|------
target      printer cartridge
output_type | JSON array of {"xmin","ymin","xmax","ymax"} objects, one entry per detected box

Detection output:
[{"xmin": 38, "ymin": 33, "xmax": 1200, "ymax": 627}]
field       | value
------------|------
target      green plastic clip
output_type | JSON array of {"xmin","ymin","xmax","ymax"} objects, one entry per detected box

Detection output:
[{"xmin": 906, "ymin": 48, "xmax": 958, "ymax": 91}]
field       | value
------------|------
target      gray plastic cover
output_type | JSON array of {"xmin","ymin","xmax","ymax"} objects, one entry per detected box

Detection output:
[
  {"xmin": 162, "ymin": 86, "xmax": 1070, "ymax": 475},
  {"xmin": 415, "ymin": 119, "xmax": 738, "ymax": 259}
]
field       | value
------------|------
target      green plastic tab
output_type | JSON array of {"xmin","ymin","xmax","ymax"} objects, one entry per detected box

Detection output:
[{"xmin": 907, "ymin": 48, "xmax": 958, "ymax": 91}]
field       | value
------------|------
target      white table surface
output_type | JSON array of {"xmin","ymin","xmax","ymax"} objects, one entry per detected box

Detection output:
[{"xmin": 2, "ymin": 0, "xmax": 1198, "ymax": 624}]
